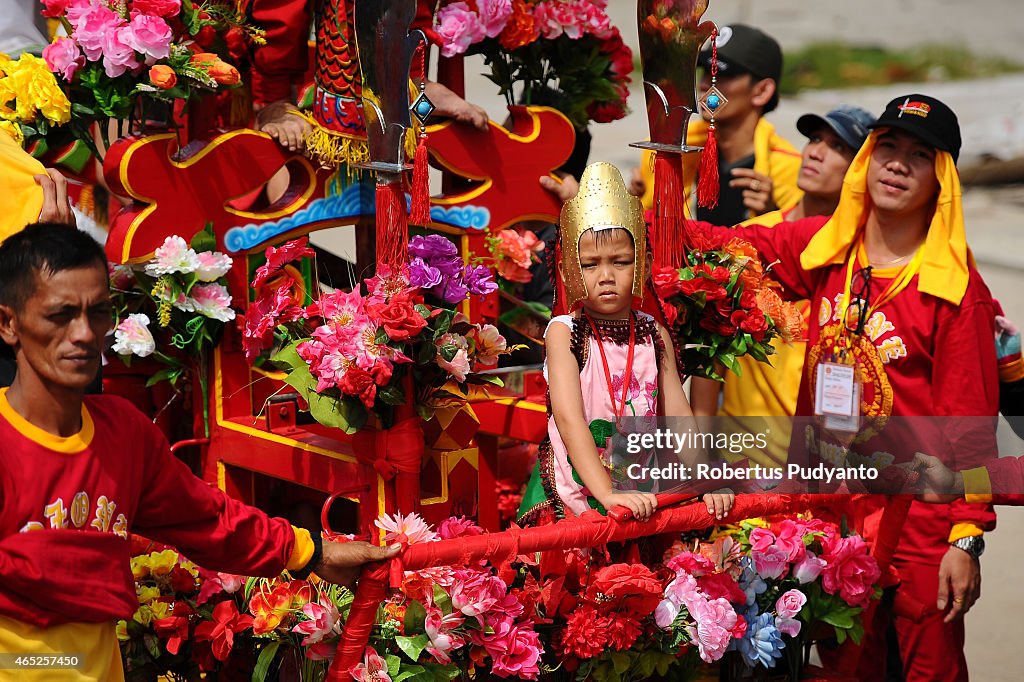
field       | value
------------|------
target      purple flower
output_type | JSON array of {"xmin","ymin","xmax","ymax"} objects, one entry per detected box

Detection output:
[
  {"xmin": 409, "ymin": 234, "xmax": 459, "ymax": 261},
  {"xmin": 441, "ymin": 278, "xmax": 470, "ymax": 304},
  {"xmin": 464, "ymin": 264, "xmax": 497, "ymax": 296},
  {"xmin": 409, "ymin": 257, "xmax": 443, "ymax": 289}
]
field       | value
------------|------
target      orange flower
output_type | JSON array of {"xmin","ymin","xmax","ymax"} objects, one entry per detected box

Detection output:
[
  {"xmin": 383, "ymin": 602, "xmax": 407, "ymax": 634},
  {"xmin": 248, "ymin": 580, "xmax": 309, "ymax": 634},
  {"xmin": 189, "ymin": 52, "xmax": 218, "ymax": 64},
  {"xmin": 207, "ymin": 60, "xmax": 240, "ymax": 85},
  {"xmin": 149, "ymin": 64, "xmax": 177, "ymax": 90},
  {"xmin": 500, "ymin": 0, "xmax": 539, "ymax": 51},
  {"xmin": 727, "ymin": 237, "xmax": 763, "ymax": 291}
]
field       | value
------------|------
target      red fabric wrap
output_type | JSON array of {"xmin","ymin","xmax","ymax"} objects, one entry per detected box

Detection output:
[
  {"xmin": 327, "ymin": 562, "xmax": 390, "ymax": 681},
  {"xmin": 375, "ymin": 181, "xmax": 410, "ymax": 269},
  {"xmin": 352, "ymin": 417, "xmax": 424, "ymax": 513},
  {"xmin": 652, "ymin": 151, "xmax": 685, "ymax": 269},
  {"xmin": 326, "ymin": 493, "xmax": 856, "ymax": 679}
]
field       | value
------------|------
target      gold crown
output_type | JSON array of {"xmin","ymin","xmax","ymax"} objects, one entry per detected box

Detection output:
[{"xmin": 560, "ymin": 162, "xmax": 647, "ymax": 310}]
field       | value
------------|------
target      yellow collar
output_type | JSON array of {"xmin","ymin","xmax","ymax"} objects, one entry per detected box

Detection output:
[{"xmin": 0, "ymin": 387, "xmax": 94, "ymax": 453}]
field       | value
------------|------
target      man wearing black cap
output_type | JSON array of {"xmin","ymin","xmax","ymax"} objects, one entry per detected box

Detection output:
[
  {"xmin": 690, "ymin": 105, "xmax": 876, "ymax": 465},
  {"xmin": 635, "ymin": 24, "xmax": 802, "ymax": 224},
  {"xmin": 675, "ymin": 93, "xmax": 997, "ymax": 681}
]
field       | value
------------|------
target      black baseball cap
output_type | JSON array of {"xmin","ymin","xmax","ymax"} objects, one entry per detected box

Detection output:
[
  {"xmin": 868, "ymin": 94, "xmax": 962, "ymax": 163},
  {"xmin": 797, "ymin": 105, "xmax": 876, "ymax": 151},
  {"xmin": 698, "ymin": 24, "xmax": 783, "ymax": 111}
]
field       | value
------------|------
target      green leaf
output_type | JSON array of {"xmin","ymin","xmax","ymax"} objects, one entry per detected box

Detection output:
[
  {"xmin": 610, "ymin": 652, "xmax": 631, "ymax": 674},
  {"xmin": 145, "ymin": 367, "xmax": 183, "ymax": 387},
  {"xmin": 190, "ymin": 224, "xmax": 217, "ymax": 253},
  {"xmin": 431, "ymin": 310, "xmax": 455, "ymax": 338},
  {"xmin": 386, "ymin": 655, "xmax": 402, "ymax": 677},
  {"xmin": 416, "ymin": 341, "xmax": 437, "ymax": 365},
  {"xmin": 404, "ymin": 600, "xmax": 427, "ymax": 632},
  {"xmin": 589, "ymin": 418, "xmax": 616, "ymax": 448},
  {"xmin": 432, "ymin": 584, "xmax": 451, "ymax": 613},
  {"xmin": 252, "ymin": 640, "xmax": 282, "ymax": 682},
  {"xmin": 379, "ymin": 384, "xmax": 407, "ymax": 406},
  {"xmin": 395, "ymin": 634, "xmax": 430, "ymax": 662}
]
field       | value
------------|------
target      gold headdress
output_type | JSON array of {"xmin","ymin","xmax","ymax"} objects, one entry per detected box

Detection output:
[{"xmin": 560, "ymin": 162, "xmax": 647, "ymax": 311}]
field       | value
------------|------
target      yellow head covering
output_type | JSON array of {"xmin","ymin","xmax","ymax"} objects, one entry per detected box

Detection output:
[{"xmin": 799, "ymin": 130, "xmax": 969, "ymax": 305}]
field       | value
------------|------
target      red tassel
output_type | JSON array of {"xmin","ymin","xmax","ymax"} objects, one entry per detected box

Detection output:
[
  {"xmin": 697, "ymin": 124, "xmax": 719, "ymax": 209},
  {"xmin": 652, "ymin": 151, "xmax": 684, "ymax": 269},
  {"xmin": 375, "ymin": 181, "xmax": 409, "ymax": 269},
  {"xmin": 410, "ymin": 133, "xmax": 431, "ymax": 225}
]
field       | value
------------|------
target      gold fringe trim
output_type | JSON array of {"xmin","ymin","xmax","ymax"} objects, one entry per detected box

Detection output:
[{"xmin": 298, "ymin": 110, "xmax": 418, "ymax": 171}]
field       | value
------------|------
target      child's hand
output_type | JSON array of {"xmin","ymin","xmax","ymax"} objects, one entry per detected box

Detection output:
[
  {"xmin": 599, "ymin": 491, "xmax": 658, "ymax": 521},
  {"xmin": 703, "ymin": 489, "xmax": 734, "ymax": 520}
]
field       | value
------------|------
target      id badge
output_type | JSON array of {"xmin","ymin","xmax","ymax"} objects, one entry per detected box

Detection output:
[{"xmin": 815, "ymin": 362, "xmax": 857, "ymax": 416}]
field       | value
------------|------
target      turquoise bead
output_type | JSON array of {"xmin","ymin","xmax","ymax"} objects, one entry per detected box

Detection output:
[{"xmin": 707, "ymin": 94, "xmax": 721, "ymax": 111}]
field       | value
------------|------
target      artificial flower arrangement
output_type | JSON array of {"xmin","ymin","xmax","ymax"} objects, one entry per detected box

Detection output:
[
  {"xmin": 486, "ymin": 226, "xmax": 545, "ymax": 286},
  {"xmin": 0, "ymin": 51, "xmax": 72, "ymax": 146},
  {"xmin": 40, "ymin": 0, "xmax": 262, "ymax": 150},
  {"xmin": 659, "ymin": 515, "xmax": 882, "ymax": 678},
  {"xmin": 243, "ymin": 234, "xmax": 511, "ymax": 432},
  {"xmin": 109, "ymin": 228, "xmax": 235, "ymax": 431},
  {"xmin": 434, "ymin": 0, "xmax": 633, "ymax": 128},
  {"xmin": 118, "ymin": 513, "xmax": 546, "ymax": 681},
  {"xmin": 652, "ymin": 225, "xmax": 804, "ymax": 380}
]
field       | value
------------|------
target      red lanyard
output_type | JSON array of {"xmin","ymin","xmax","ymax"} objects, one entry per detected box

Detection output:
[{"xmin": 585, "ymin": 311, "xmax": 636, "ymax": 420}]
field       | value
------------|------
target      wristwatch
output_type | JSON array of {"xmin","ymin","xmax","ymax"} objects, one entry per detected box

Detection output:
[{"xmin": 951, "ymin": 535, "xmax": 985, "ymax": 560}]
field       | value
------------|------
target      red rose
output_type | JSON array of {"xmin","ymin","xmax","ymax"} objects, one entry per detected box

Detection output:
[
  {"xmin": 740, "ymin": 307, "xmax": 769, "ymax": 341},
  {"xmin": 589, "ymin": 564, "xmax": 663, "ymax": 618},
  {"xmin": 225, "ymin": 27, "xmax": 247, "ymax": 60},
  {"xmin": 652, "ymin": 266, "xmax": 681, "ymax": 298},
  {"xmin": 684, "ymin": 222, "xmax": 729, "ymax": 252},
  {"xmin": 679, "ymin": 275, "xmax": 727, "ymax": 302},
  {"xmin": 697, "ymin": 572, "xmax": 746, "ymax": 604},
  {"xmin": 194, "ymin": 25, "xmax": 217, "ymax": 48},
  {"xmin": 339, "ymin": 367, "xmax": 377, "ymax": 408},
  {"xmin": 700, "ymin": 303, "xmax": 737, "ymax": 336},
  {"xmin": 730, "ymin": 309, "xmax": 748, "ymax": 328},
  {"xmin": 368, "ymin": 292, "xmax": 427, "ymax": 341},
  {"xmin": 169, "ymin": 566, "xmax": 197, "ymax": 593},
  {"xmin": 662, "ymin": 303, "xmax": 679, "ymax": 326},
  {"xmin": 739, "ymin": 290, "xmax": 758, "ymax": 310}
]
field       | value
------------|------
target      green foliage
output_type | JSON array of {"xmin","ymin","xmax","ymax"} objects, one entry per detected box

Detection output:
[{"xmin": 781, "ymin": 42, "xmax": 1022, "ymax": 94}]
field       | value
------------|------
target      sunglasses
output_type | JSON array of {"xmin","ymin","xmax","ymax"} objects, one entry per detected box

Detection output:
[{"xmin": 843, "ymin": 266, "xmax": 873, "ymax": 336}]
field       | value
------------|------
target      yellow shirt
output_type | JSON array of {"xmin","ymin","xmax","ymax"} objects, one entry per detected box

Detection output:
[
  {"xmin": 0, "ymin": 130, "xmax": 45, "ymax": 242},
  {"xmin": 640, "ymin": 118, "xmax": 803, "ymax": 218},
  {"xmin": 720, "ymin": 209, "xmax": 809, "ymax": 468}
]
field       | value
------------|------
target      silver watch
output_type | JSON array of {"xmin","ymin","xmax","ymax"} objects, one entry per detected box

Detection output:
[{"xmin": 952, "ymin": 535, "xmax": 985, "ymax": 560}]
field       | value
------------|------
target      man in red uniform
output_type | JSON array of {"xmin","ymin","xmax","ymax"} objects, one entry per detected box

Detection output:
[{"xmin": 0, "ymin": 223, "xmax": 399, "ymax": 680}]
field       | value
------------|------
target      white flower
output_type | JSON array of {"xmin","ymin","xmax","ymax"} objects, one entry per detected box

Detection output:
[
  {"xmin": 112, "ymin": 313, "xmax": 156, "ymax": 358},
  {"xmin": 435, "ymin": 333, "xmax": 471, "ymax": 382},
  {"xmin": 144, "ymin": 236, "xmax": 201, "ymax": 276},
  {"xmin": 195, "ymin": 251, "xmax": 233, "ymax": 282},
  {"xmin": 472, "ymin": 324, "xmax": 507, "ymax": 366},
  {"xmin": 184, "ymin": 283, "xmax": 236, "ymax": 322}
]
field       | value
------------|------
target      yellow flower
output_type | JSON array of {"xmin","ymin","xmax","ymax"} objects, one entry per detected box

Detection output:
[
  {"xmin": 147, "ymin": 549, "xmax": 179, "ymax": 577},
  {"xmin": 136, "ymin": 586, "xmax": 161, "ymax": 605},
  {"xmin": 130, "ymin": 556, "xmax": 151, "ymax": 579},
  {"xmin": 132, "ymin": 605, "xmax": 153, "ymax": 627},
  {"xmin": 149, "ymin": 600, "xmax": 171, "ymax": 621},
  {"xmin": 115, "ymin": 621, "xmax": 129, "ymax": 642},
  {"xmin": 0, "ymin": 120, "xmax": 22, "ymax": 145},
  {"xmin": 0, "ymin": 52, "xmax": 71, "ymax": 129}
]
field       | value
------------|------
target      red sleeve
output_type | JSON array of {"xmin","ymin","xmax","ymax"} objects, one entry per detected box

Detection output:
[
  {"xmin": 131, "ymin": 423, "xmax": 295, "ymax": 577},
  {"xmin": 689, "ymin": 216, "xmax": 827, "ymax": 302},
  {"xmin": 932, "ymin": 290, "xmax": 999, "ymax": 530},
  {"xmin": 988, "ymin": 457, "xmax": 1024, "ymax": 498},
  {"xmin": 248, "ymin": 0, "xmax": 311, "ymax": 105}
]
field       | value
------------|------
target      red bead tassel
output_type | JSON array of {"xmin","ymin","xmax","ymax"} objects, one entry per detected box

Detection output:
[
  {"xmin": 697, "ymin": 123, "xmax": 720, "ymax": 209},
  {"xmin": 652, "ymin": 151, "xmax": 685, "ymax": 269},
  {"xmin": 375, "ymin": 181, "xmax": 409, "ymax": 269},
  {"xmin": 409, "ymin": 132, "xmax": 431, "ymax": 225}
]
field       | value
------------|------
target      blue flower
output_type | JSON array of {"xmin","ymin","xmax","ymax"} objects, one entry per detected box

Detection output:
[
  {"xmin": 738, "ymin": 557, "xmax": 768, "ymax": 606},
  {"xmin": 738, "ymin": 611, "xmax": 785, "ymax": 668}
]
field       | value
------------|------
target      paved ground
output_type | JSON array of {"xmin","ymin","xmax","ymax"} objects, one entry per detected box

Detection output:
[{"xmin": 451, "ymin": 3, "xmax": 1024, "ymax": 677}]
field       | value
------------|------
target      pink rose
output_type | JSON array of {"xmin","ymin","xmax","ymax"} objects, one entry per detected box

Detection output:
[
  {"xmin": 435, "ymin": 2, "xmax": 486, "ymax": 57},
  {"xmin": 43, "ymin": 37, "xmax": 84, "ymax": 81},
  {"xmin": 775, "ymin": 589, "xmax": 807, "ymax": 619},
  {"xmin": 776, "ymin": 616, "xmax": 802, "ymax": 637},
  {"xmin": 477, "ymin": 0, "xmax": 512, "ymax": 38},
  {"xmin": 665, "ymin": 550, "xmax": 715, "ymax": 577},
  {"xmin": 748, "ymin": 527, "xmax": 776, "ymax": 553},
  {"xmin": 773, "ymin": 519, "xmax": 808, "ymax": 563},
  {"xmin": 576, "ymin": 0, "xmax": 612, "ymax": 38},
  {"xmin": 793, "ymin": 551, "xmax": 826, "ymax": 584},
  {"xmin": 41, "ymin": 0, "xmax": 71, "ymax": 18},
  {"xmin": 101, "ymin": 25, "xmax": 139, "ymax": 77},
  {"xmin": 820, "ymin": 535, "xmax": 881, "ymax": 607},
  {"xmin": 437, "ymin": 516, "xmax": 484, "ymax": 540},
  {"xmin": 687, "ymin": 596, "xmax": 737, "ymax": 663},
  {"xmin": 752, "ymin": 545, "xmax": 789, "ymax": 580},
  {"xmin": 533, "ymin": 0, "xmax": 583, "ymax": 40},
  {"xmin": 450, "ymin": 569, "xmax": 505, "ymax": 624},
  {"xmin": 126, "ymin": 14, "xmax": 172, "ymax": 61},
  {"xmin": 67, "ymin": 1, "xmax": 123, "ymax": 62},
  {"xmin": 130, "ymin": 0, "xmax": 181, "ymax": 17},
  {"xmin": 478, "ymin": 620, "xmax": 542, "ymax": 679}
]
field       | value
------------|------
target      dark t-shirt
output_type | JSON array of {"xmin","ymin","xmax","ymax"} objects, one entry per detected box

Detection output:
[{"xmin": 696, "ymin": 153, "xmax": 755, "ymax": 227}]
